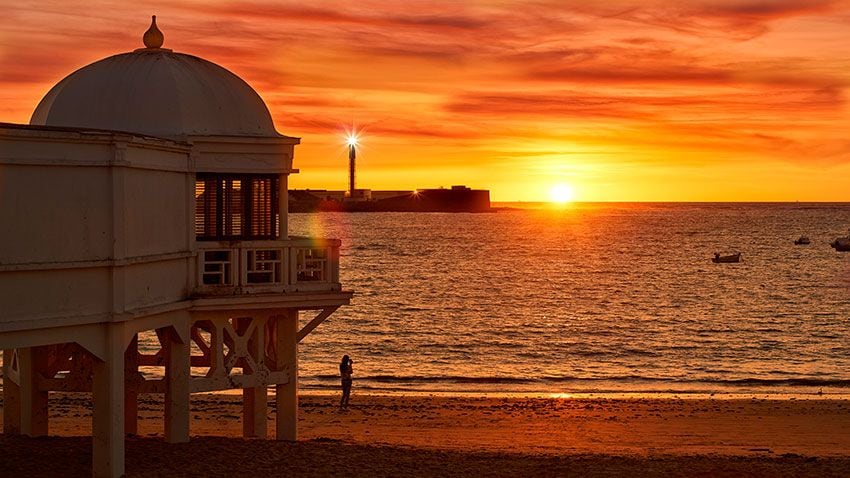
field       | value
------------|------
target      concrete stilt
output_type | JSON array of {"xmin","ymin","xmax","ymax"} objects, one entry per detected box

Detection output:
[
  {"xmin": 2, "ymin": 349, "xmax": 22, "ymax": 435},
  {"xmin": 18, "ymin": 346, "xmax": 49, "ymax": 437},
  {"xmin": 275, "ymin": 310, "xmax": 299, "ymax": 441},
  {"xmin": 243, "ymin": 385, "xmax": 268, "ymax": 438},
  {"xmin": 164, "ymin": 327, "xmax": 190, "ymax": 443},
  {"xmin": 124, "ymin": 335, "xmax": 139, "ymax": 436},
  {"xmin": 92, "ymin": 324, "xmax": 125, "ymax": 478},
  {"xmin": 242, "ymin": 317, "xmax": 267, "ymax": 438}
]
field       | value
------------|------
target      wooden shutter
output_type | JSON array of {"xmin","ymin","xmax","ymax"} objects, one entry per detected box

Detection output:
[
  {"xmin": 196, "ymin": 174, "xmax": 277, "ymax": 240},
  {"xmin": 248, "ymin": 177, "xmax": 278, "ymax": 239}
]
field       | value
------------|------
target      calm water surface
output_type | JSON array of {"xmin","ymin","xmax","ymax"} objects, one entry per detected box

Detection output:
[{"xmin": 288, "ymin": 203, "xmax": 850, "ymax": 395}]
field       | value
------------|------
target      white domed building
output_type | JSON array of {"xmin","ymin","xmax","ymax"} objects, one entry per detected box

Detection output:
[{"xmin": 0, "ymin": 17, "xmax": 351, "ymax": 478}]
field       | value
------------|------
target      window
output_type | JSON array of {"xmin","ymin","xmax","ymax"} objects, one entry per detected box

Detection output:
[{"xmin": 195, "ymin": 174, "xmax": 279, "ymax": 240}]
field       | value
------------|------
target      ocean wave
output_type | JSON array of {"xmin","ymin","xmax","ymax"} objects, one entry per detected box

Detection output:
[
  {"xmin": 696, "ymin": 378, "xmax": 850, "ymax": 387},
  {"xmin": 307, "ymin": 374, "xmax": 850, "ymax": 388},
  {"xmin": 313, "ymin": 374, "xmax": 535, "ymax": 384}
]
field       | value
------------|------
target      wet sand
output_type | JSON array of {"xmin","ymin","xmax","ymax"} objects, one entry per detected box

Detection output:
[{"xmin": 3, "ymin": 393, "xmax": 850, "ymax": 476}]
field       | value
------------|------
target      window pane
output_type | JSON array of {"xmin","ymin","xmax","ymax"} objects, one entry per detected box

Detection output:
[
  {"xmin": 250, "ymin": 177, "xmax": 276, "ymax": 238},
  {"xmin": 196, "ymin": 174, "xmax": 278, "ymax": 240}
]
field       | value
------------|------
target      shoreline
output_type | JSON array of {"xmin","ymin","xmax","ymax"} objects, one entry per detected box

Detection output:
[
  {"xmin": 297, "ymin": 385, "xmax": 850, "ymax": 400},
  {"xmin": 5, "ymin": 383, "xmax": 849, "ymax": 400}
]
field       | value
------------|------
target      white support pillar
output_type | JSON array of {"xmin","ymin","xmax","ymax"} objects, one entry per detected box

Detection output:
[
  {"xmin": 241, "ymin": 317, "xmax": 267, "ymax": 438},
  {"xmin": 124, "ymin": 336, "xmax": 139, "ymax": 436},
  {"xmin": 164, "ymin": 327, "xmax": 190, "ymax": 444},
  {"xmin": 92, "ymin": 324, "xmax": 125, "ymax": 478},
  {"xmin": 2, "ymin": 349, "xmax": 22, "ymax": 435},
  {"xmin": 243, "ymin": 386, "xmax": 268, "ymax": 438},
  {"xmin": 18, "ymin": 346, "xmax": 49, "ymax": 437},
  {"xmin": 275, "ymin": 310, "xmax": 299, "ymax": 441}
]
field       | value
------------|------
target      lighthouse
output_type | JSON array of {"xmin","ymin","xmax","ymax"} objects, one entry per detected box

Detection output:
[
  {"xmin": 348, "ymin": 139, "xmax": 356, "ymax": 197},
  {"xmin": 344, "ymin": 134, "xmax": 371, "ymax": 201}
]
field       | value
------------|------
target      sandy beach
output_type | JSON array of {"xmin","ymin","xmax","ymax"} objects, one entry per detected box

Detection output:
[{"xmin": 3, "ymin": 393, "xmax": 850, "ymax": 476}]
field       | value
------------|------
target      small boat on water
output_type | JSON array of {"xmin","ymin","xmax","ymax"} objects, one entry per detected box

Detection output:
[
  {"xmin": 712, "ymin": 252, "xmax": 741, "ymax": 263},
  {"xmin": 830, "ymin": 230, "xmax": 850, "ymax": 252},
  {"xmin": 794, "ymin": 236, "xmax": 811, "ymax": 245}
]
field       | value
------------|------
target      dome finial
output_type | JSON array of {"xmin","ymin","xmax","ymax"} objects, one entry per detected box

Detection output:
[{"xmin": 143, "ymin": 15, "xmax": 164, "ymax": 49}]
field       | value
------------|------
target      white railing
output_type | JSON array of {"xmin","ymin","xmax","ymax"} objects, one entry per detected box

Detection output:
[{"xmin": 195, "ymin": 237, "xmax": 341, "ymax": 295}]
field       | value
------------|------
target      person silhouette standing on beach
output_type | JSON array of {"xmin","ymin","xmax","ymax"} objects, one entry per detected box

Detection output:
[{"xmin": 340, "ymin": 355, "xmax": 353, "ymax": 409}]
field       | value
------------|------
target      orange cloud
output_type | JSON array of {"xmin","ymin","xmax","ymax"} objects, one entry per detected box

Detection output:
[{"xmin": 1, "ymin": 1, "xmax": 849, "ymax": 200}]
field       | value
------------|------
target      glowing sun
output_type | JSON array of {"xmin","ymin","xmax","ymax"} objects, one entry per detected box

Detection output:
[{"xmin": 549, "ymin": 184, "xmax": 575, "ymax": 204}]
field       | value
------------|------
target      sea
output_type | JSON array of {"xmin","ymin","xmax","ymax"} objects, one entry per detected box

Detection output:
[{"xmin": 284, "ymin": 203, "xmax": 850, "ymax": 396}]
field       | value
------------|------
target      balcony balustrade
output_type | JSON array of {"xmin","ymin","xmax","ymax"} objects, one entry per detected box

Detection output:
[{"xmin": 195, "ymin": 236, "xmax": 341, "ymax": 295}]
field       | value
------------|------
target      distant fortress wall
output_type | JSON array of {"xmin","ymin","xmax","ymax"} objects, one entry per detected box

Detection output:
[{"xmin": 290, "ymin": 185, "xmax": 491, "ymax": 213}]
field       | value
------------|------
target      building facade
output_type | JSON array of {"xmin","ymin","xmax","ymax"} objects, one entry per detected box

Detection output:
[{"xmin": 0, "ymin": 17, "xmax": 352, "ymax": 478}]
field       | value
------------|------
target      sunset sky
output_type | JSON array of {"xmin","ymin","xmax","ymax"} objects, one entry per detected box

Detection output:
[{"xmin": 2, "ymin": 1, "xmax": 849, "ymax": 201}]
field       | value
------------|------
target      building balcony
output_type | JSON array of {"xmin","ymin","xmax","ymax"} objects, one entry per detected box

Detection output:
[{"xmin": 194, "ymin": 236, "xmax": 342, "ymax": 296}]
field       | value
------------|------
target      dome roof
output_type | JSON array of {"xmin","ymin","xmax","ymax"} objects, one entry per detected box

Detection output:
[{"xmin": 30, "ymin": 19, "xmax": 279, "ymax": 138}]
